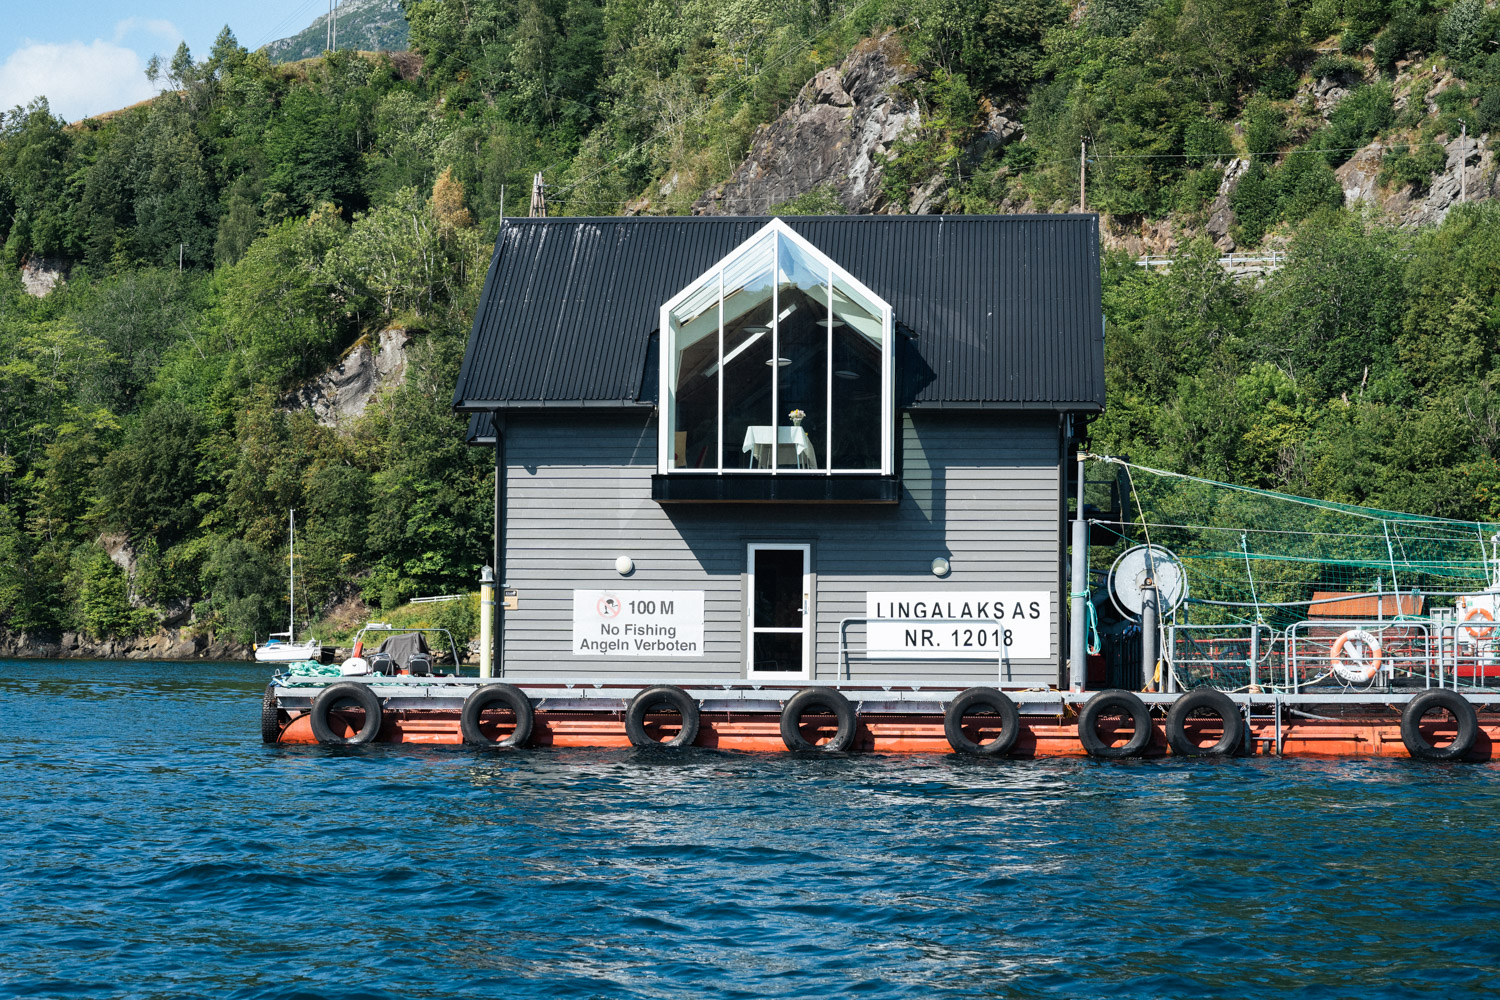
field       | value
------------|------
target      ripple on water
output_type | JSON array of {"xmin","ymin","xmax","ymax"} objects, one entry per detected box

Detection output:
[{"xmin": 2, "ymin": 659, "xmax": 1499, "ymax": 999}]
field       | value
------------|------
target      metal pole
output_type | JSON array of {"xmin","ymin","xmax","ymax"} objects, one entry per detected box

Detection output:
[
  {"xmin": 1069, "ymin": 453, "xmax": 1088, "ymax": 691},
  {"xmin": 288, "ymin": 508, "xmax": 296, "ymax": 640},
  {"xmin": 479, "ymin": 566, "xmax": 495, "ymax": 678},
  {"xmin": 1249, "ymin": 622, "xmax": 1260, "ymax": 691},
  {"xmin": 1140, "ymin": 579, "xmax": 1159, "ymax": 692}
]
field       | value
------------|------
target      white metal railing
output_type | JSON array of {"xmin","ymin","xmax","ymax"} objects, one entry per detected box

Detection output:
[
  {"xmin": 1286, "ymin": 620, "xmax": 1430, "ymax": 692},
  {"xmin": 1135, "ymin": 251, "xmax": 1286, "ymax": 274}
]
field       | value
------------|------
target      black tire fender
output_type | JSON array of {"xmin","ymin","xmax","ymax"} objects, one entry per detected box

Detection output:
[
  {"xmin": 625, "ymin": 685, "xmax": 701, "ymax": 748},
  {"xmin": 780, "ymin": 687, "xmax": 857, "ymax": 752},
  {"xmin": 261, "ymin": 684, "xmax": 283, "ymax": 744},
  {"xmin": 1078, "ymin": 689, "xmax": 1153, "ymax": 759},
  {"xmin": 1165, "ymin": 687, "xmax": 1244, "ymax": 757},
  {"xmin": 944, "ymin": 687, "xmax": 1021, "ymax": 756},
  {"xmin": 309, "ymin": 682, "xmax": 383, "ymax": 745},
  {"xmin": 1401, "ymin": 689, "xmax": 1478, "ymax": 761},
  {"xmin": 460, "ymin": 683, "xmax": 534, "ymax": 748}
]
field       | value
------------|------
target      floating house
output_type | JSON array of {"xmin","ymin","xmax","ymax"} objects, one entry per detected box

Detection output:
[
  {"xmin": 452, "ymin": 215, "xmax": 1105, "ymax": 688},
  {"xmin": 264, "ymin": 212, "xmax": 1498, "ymax": 760}
]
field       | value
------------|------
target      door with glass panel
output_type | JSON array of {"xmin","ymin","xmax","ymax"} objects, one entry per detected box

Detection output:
[{"xmin": 747, "ymin": 544, "xmax": 812, "ymax": 678}]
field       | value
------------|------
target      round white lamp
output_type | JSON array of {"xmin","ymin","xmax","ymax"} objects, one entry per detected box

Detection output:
[
  {"xmin": 931, "ymin": 556, "xmax": 951, "ymax": 577},
  {"xmin": 615, "ymin": 555, "xmax": 635, "ymax": 576}
]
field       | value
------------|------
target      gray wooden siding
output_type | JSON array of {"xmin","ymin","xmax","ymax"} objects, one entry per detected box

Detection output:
[{"xmin": 499, "ymin": 411, "xmax": 1061, "ymax": 686}]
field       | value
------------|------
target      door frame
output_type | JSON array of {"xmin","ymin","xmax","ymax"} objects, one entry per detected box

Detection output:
[{"xmin": 746, "ymin": 542, "xmax": 813, "ymax": 679}]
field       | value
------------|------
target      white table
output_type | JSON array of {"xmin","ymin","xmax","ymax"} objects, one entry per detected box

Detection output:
[{"xmin": 742, "ymin": 425, "xmax": 818, "ymax": 469}]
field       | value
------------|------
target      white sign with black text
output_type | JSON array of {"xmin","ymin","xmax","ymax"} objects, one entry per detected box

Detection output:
[
  {"xmin": 865, "ymin": 591, "xmax": 1051, "ymax": 659},
  {"xmin": 572, "ymin": 590, "xmax": 705, "ymax": 657}
]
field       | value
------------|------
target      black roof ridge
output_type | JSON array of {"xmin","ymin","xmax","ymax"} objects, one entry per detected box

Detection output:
[{"xmin": 496, "ymin": 213, "xmax": 1101, "ymax": 224}]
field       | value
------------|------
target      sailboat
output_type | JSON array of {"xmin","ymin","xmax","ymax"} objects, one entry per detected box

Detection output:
[{"xmin": 254, "ymin": 509, "xmax": 326, "ymax": 663}]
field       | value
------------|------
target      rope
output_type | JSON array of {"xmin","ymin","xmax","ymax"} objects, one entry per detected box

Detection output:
[{"xmin": 1070, "ymin": 590, "xmax": 1103, "ymax": 656}]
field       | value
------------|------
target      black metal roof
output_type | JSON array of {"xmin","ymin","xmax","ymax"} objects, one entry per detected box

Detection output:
[{"xmin": 453, "ymin": 215, "xmax": 1104, "ymax": 418}]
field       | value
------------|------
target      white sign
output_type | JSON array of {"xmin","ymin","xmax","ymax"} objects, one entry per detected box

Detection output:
[
  {"xmin": 865, "ymin": 591, "xmax": 1051, "ymax": 659},
  {"xmin": 573, "ymin": 590, "xmax": 705, "ymax": 657}
]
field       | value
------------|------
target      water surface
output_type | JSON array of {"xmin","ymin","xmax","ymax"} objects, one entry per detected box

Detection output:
[{"xmin": 2, "ymin": 660, "xmax": 1497, "ymax": 999}]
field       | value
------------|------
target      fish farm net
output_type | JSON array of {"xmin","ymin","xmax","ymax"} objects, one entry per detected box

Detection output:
[{"xmin": 1081, "ymin": 456, "xmax": 1500, "ymax": 691}]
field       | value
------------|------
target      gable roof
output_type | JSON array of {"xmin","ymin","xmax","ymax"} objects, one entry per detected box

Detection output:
[{"xmin": 453, "ymin": 214, "xmax": 1104, "ymax": 416}]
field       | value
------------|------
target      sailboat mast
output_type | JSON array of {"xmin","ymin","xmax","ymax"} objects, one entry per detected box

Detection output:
[{"xmin": 289, "ymin": 509, "xmax": 296, "ymax": 641}]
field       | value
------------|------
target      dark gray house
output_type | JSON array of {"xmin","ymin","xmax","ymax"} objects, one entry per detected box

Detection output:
[{"xmin": 454, "ymin": 215, "xmax": 1104, "ymax": 689}]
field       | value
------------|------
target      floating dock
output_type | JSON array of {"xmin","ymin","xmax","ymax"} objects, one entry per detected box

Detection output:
[{"xmin": 264, "ymin": 678, "xmax": 1497, "ymax": 760}]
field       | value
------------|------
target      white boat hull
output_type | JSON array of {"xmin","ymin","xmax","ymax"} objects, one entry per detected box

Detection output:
[{"xmin": 254, "ymin": 642, "xmax": 324, "ymax": 663}]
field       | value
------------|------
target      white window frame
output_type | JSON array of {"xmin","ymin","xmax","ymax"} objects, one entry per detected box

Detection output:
[
  {"xmin": 658, "ymin": 218, "xmax": 894, "ymax": 476},
  {"xmin": 746, "ymin": 542, "xmax": 813, "ymax": 679}
]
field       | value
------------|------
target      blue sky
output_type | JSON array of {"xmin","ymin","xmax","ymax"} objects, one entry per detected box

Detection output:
[{"xmin": 1, "ymin": 1, "xmax": 338, "ymax": 121}]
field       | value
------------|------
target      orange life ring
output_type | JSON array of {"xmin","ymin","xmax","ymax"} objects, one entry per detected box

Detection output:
[
  {"xmin": 1330, "ymin": 628, "xmax": 1383, "ymax": 682},
  {"xmin": 1463, "ymin": 606, "xmax": 1494, "ymax": 640}
]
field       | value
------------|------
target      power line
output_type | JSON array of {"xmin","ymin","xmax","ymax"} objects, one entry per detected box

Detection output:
[{"xmin": 255, "ymin": 0, "xmax": 327, "ymax": 49}]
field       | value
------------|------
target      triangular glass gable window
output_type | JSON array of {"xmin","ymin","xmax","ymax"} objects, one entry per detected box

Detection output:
[{"xmin": 659, "ymin": 219, "xmax": 893, "ymax": 475}]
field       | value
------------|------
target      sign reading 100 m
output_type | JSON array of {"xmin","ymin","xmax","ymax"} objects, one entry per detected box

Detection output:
[
  {"xmin": 865, "ymin": 592, "xmax": 1051, "ymax": 659},
  {"xmin": 572, "ymin": 590, "xmax": 705, "ymax": 657}
]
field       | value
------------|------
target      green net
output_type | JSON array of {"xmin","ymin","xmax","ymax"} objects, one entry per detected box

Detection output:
[
  {"xmin": 1084, "ymin": 455, "xmax": 1498, "ymax": 630},
  {"xmin": 1080, "ymin": 457, "xmax": 1500, "ymax": 692}
]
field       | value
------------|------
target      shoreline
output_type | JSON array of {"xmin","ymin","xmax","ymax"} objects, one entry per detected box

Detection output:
[{"xmin": 0, "ymin": 627, "xmax": 252, "ymax": 662}]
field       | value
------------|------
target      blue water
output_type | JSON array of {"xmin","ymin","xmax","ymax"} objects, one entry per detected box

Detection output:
[{"xmin": 3, "ymin": 660, "xmax": 1499, "ymax": 999}]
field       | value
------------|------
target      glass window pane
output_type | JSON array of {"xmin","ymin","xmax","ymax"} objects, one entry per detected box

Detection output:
[
  {"xmin": 668, "ymin": 287, "xmax": 719, "ymax": 470},
  {"xmin": 775, "ymin": 233, "xmax": 827, "ymax": 470},
  {"xmin": 753, "ymin": 548, "xmax": 805, "ymax": 627},
  {"xmin": 830, "ymin": 276, "xmax": 884, "ymax": 470},
  {"xmin": 752, "ymin": 632, "xmax": 803, "ymax": 672},
  {"xmin": 721, "ymin": 236, "xmax": 775, "ymax": 469}
]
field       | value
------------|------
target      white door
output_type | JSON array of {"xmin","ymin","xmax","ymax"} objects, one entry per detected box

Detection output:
[{"xmin": 747, "ymin": 543, "xmax": 812, "ymax": 678}]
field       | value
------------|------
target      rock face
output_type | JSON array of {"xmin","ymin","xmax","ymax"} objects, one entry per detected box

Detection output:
[
  {"xmin": 0, "ymin": 627, "xmax": 250, "ymax": 661},
  {"xmin": 282, "ymin": 327, "xmax": 412, "ymax": 427},
  {"xmin": 1205, "ymin": 158, "xmax": 1250, "ymax": 251},
  {"xmin": 693, "ymin": 32, "xmax": 921, "ymax": 215},
  {"xmin": 1337, "ymin": 133, "xmax": 1495, "ymax": 226},
  {"xmin": 20, "ymin": 257, "xmax": 66, "ymax": 297}
]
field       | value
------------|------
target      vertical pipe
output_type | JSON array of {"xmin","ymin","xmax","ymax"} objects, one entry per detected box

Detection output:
[
  {"xmin": 1249, "ymin": 622, "xmax": 1260, "ymax": 691},
  {"xmin": 479, "ymin": 566, "xmax": 495, "ymax": 679},
  {"xmin": 493, "ymin": 416, "xmax": 505, "ymax": 677},
  {"xmin": 1069, "ymin": 452, "xmax": 1087, "ymax": 691},
  {"xmin": 1140, "ymin": 580, "xmax": 1159, "ymax": 692}
]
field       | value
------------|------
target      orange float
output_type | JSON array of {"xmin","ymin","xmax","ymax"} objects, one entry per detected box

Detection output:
[{"xmin": 1463, "ymin": 605, "xmax": 1495, "ymax": 640}]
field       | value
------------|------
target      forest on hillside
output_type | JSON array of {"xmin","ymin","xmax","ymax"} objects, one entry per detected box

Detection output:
[{"xmin": 2, "ymin": 0, "xmax": 1500, "ymax": 645}]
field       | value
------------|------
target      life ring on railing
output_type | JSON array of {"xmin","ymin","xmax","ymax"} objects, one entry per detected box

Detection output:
[
  {"xmin": 1330, "ymin": 629, "xmax": 1383, "ymax": 683},
  {"xmin": 1462, "ymin": 606, "xmax": 1495, "ymax": 641}
]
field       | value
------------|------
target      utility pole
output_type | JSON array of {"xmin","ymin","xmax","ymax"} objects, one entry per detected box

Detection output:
[
  {"xmin": 179, "ymin": 243, "xmax": 185, "ymax": 271},
  {"xmin": 529, "ymin": 172, "xmax": 547, "ymax": 218},
  {"xmin": 326, "ymin": 0, "xmax": 332, "ymax": 51},
  {"xmin": 332, "ymin": 0, "xmax": 337, "ymax": 52},
  {"xmin": 1080, "ymin": 139, "xmax": 1087, "ymax": 212}
]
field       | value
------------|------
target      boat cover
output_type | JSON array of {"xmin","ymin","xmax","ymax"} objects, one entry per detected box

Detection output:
[{"xmin": 376, "ymin": 632, "xmax": 431, "ymax": 670}]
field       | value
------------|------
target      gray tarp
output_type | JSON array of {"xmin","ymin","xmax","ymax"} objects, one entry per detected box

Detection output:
[{"xmin": 376, "ymin": 632, "xmax": 431, "ymax": 670}]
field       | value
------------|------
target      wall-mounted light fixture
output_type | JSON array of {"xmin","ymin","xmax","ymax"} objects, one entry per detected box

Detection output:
[
  {"xmin": 615, "ymin": 556, "xmax": 635, "ymax": 576},
  {"xmin": 931, "ymin": 557, "xmax": 951, "ymax": 577}
]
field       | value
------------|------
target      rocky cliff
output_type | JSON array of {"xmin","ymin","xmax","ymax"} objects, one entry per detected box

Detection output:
[
  {"xmin": 281, "ymin": 326, "xmax": 412, "ymax": 427},
  {"xmin": 693, "ymin": 33, "xmax": 921, "ymax": 215}
]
